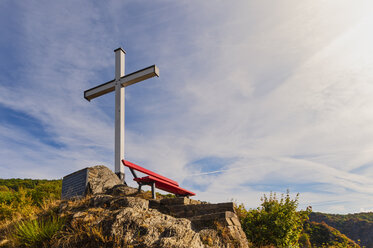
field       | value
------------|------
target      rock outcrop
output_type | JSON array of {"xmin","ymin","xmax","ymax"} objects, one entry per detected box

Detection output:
[
  {"xmin": 58, "ymin": 165, "xmax": 249, "ymax": 247},
  {"xmin": 58, "ymin": 183, "xmax": 249, "ymax": 247}
]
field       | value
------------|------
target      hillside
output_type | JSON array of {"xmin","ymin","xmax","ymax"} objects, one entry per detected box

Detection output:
[{"xmin": 310, "ymin": 212, "xmax": 373, "ymax": 248}]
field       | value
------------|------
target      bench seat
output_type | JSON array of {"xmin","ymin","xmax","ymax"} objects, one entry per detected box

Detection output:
[{"xmin": 134, "ymin": 176, "xmax": 195, "ymax": 196}]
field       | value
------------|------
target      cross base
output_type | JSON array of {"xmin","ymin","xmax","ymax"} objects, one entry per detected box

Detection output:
[{"xmin": 115, "ymin": 172, "xmax": 127, "ymax": 185}]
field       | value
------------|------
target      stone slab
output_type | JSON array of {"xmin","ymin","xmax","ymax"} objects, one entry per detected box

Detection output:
[
  {"xmin": 167, "ymin": 202, "xmax": 235, "ymax": 218},
  {"xmin": 61, "ymin": 168, "xmax": 89, "ymax": 199}
]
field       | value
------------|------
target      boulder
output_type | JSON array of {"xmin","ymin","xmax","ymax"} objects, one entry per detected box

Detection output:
[{"xmin": 86, "ymin": 165, "xmax": 123, "ymax": 195}]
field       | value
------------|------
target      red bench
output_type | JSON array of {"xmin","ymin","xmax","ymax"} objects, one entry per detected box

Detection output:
[{"xmin": 122, "ymin": 160, "xmax": 195, "ymax": 199}]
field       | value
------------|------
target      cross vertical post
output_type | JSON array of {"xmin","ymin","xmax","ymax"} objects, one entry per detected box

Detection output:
[{"xmin": 114, "ymin": 48, "xmax": 125, "ymax": 182}]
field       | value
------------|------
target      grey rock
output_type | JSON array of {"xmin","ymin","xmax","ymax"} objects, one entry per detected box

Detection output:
[
  {"xmin": 86, "ymin": 165, "xmax": 123, "ymax": 195},
  {"xmin": 89, "ymin": 195, "xmax": 114, "ymax": 208},
  {"xmin": 105, "ymin": 184, "xmax": 138, "ymax": 196},
  {"xmin": 110, "ymin": 208, "xmax": 204, "ymax": 248}
]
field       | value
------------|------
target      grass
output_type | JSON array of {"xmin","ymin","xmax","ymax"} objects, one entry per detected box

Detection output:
[{"xmin": 11, "ymin": 215, "xmax": 65, "ymax": 248}]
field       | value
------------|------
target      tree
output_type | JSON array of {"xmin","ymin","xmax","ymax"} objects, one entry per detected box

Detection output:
[{"xmin": 240, "ymin": 191, "xmax": 311, "ymax": 248}]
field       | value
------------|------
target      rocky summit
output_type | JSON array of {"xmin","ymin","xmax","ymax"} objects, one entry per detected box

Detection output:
[{"xmin": 56, "ymin": 165, "xmax": 249, "ymax": 248}]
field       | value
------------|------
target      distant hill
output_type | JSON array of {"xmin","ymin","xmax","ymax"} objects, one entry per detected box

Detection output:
[
  {"xmin": 310, "ymin": 212, "xmax": 373, "ymax": 248},
  {"xmin": 302, "ymin": 221, "xmax": 359, "ymax": 247},
  {"xmin": 0, "ymin": 178, "xmax": 61, "ymax": 191}
]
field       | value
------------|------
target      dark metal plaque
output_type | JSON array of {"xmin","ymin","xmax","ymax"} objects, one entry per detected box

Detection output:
[{"xmin": 61, "ymin": 168, "xmax": 88, "ymax": 199}]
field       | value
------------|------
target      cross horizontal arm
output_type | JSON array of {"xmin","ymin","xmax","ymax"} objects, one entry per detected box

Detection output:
[
  {"xmin": 84, "ymin": 65, "xmax": 159, "ymax": 101},
  {"xmin": 119, "ymin": 65, "xmax": 159, "ymax": 88}
]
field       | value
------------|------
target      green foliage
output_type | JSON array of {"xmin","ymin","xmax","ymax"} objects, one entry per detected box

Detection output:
[
  {"xmin": 28, "ymin": 181, "xmax": 62, "ymax": 207},
  {"xmin": 298, "ymin": 232, "xmax": 311, "ymax": 248},
  {"xmin": 0, "ymin": 179, "xmax": 50, "ymax": 191},
  {"xmin": 0, "ymin": 179, "xmax": 62, "ymax": 221},
  {"xmin": 0, "ymin": 188, "xmax": 38, "ymax": 221},
  {"xmin": 12, "ymin": 215, "xmax": 65, "ymax": 247},
  {"xmin": 240, "ymin": 191, "xmax": 311, "ymax": 248}
]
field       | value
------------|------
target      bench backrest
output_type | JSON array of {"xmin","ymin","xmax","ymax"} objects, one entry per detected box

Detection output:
[{"xmin": 122, "ymin": 160, "xmax": 179, "ymax": 186}]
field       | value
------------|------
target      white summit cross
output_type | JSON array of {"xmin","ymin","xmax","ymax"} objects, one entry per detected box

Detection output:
[{"xmin": 84, "ymin": 48, "xmax": 159, "ymax": 182}]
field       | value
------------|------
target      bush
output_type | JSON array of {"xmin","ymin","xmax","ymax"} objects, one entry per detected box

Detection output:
[
  {"xmin": 298, "ymin": 233, "xmax": 311, "ymax": 248},
  {"xmin": 240, "ymin": 191, "xmax": 311, "ymax": 248},
  {"xmin": 28, "ymin": 181, "xmax": 62, "ymax": 207}
]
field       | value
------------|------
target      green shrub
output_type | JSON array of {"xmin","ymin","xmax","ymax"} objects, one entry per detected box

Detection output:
[
  {"xmin": 12, "ymin": 215, "xmax": 65, "ymax": 247},
  {"xmin": 0, "ymin": 188, "xmax": 38, "ymax": 221},
  {"xmin": 298, "ymin": 233, "xmax": 311, "ymax": 248},
  {"xmin": 240, "ymin": 191, "xmax": 311, "ymax": 248},
  {"xmin": 28, "ymin": 181, "xmax": 62, "ymax": 207}
]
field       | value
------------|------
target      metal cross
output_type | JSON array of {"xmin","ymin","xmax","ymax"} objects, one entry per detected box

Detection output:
[{"xmin": 84, "ymin": 48, "xmax": 159, "ymax": 182}]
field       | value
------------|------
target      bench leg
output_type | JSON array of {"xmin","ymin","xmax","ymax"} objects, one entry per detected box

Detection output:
[{"xmin": 151, "ymin": 182, "xmax": 156, "ymax": 199}]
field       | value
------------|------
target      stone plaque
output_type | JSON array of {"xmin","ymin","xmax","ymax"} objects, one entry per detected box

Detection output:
[
  {"xmin": 61, "ymin": 165, "xmax": 123, "ymax": 200},
  {"xmin": 61, "ymin": 168, "xmax": 88, "ymax": 199}
]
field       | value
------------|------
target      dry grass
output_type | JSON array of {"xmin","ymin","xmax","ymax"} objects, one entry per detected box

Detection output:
[
  {"xmin": 65, "ymin": 195, "xmax": 91, "ymax": 209},
  {"xmin": 52, "ymin": 221, "xmax": 113, "ymax": 248}
]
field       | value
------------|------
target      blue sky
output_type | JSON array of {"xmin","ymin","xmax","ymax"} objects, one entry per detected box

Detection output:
[{"xmin": 1, "ymin": 1, "xmax": 373, "ymax": 214}]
